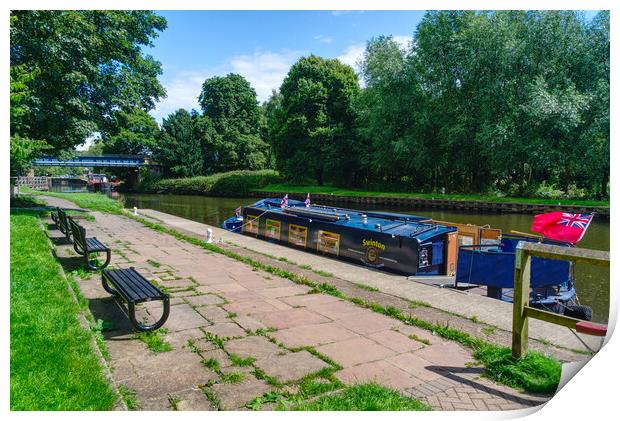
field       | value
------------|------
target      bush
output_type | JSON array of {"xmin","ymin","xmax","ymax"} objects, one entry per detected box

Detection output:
[
  {"xmin": 141, "ymin": 170, "xmax": 282, "ymax": 196},
  {"xmin": 534, "ymin": 181, "xmax": 565, "ymax": 200}
]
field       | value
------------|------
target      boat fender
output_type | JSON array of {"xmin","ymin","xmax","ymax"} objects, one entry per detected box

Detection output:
[{"xmin": 563, "ymin": 305, "xmax": 593, "ymax": 321}]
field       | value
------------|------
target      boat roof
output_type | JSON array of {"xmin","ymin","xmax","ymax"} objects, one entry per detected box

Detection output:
[{"xmin": 246, "ymin": 198, "xmax": 456, "ymax": 242}]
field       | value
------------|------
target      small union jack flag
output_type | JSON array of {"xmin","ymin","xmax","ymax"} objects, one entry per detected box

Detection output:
[
  {"xmin": 280, "ymin": 194, "xmax": 289, "ymax": 208},
  {"xmin": 305, "ymin": 193, "xmax": 311, "ymax": 207},
  {"xmin": 558, "ymin": 213, "xmax": 592, "ymax": 229},
  {"xmin": 235, "ymin": 206, "xmax": 241, "ymax": 217}
]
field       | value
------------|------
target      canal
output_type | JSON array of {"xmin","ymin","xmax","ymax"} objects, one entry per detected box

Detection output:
[{"xmin": 119, "ymin": 193, "xmax": 610, "ymax": 323}]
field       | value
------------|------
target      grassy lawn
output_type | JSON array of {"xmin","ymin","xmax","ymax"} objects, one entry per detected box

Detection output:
[
  {"xmin": 255, "ymin": 183, "xmax": 609, "ymax": 207},
  {"xmin": 293, "ymin": 383, "xmax": 431, "ymax": 411},
  {"xmin": 10, "ymin": 210, "xmax": 116, "ymax": 410}
]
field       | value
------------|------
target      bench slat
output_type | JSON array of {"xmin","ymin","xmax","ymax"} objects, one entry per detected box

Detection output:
[
  {"xmin": 104, "ymin": 268, "xmax": 166, "ymax": 303},
  {"xmin": 106, "ymin": 270, "xmax": 147, "ymax": 302},
  {"xmin": 125, "ymin": 268, "xmax": 163, "ymax": 298}
]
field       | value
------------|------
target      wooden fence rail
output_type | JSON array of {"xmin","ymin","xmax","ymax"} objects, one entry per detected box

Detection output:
[{"xmin": 512, "ymin": 242, "xmax": 609, "ymax": 359}]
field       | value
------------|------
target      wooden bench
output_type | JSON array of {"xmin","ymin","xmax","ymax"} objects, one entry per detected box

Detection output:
[
  {"xmin": 68, "ymin": 217, "xmax": 111, "ymax": 270},
  {"xmin": 102, "ymin": 267, "xmax": 170, "ymax": 331},
  {"xmin": 55, "ymin": 208, "xmax": 72, "ymax": 240}
]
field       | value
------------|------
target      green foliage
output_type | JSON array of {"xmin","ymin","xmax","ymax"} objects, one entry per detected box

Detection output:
[
  {"xmin": 10, "ymin": 10, "xmax": 167, "ymax": 151},
  {"xmin": 135, "ymin": 328, "xmax": 172, "ymax": 353},
  {"xmin": 271, "ymin": 55, "xmax": 360, "ymax": 186},
  {"xmin": 351, "ymin": 11, "xmax": 609, "ymax": 198},
  {"xmin": 153, "ymin": 109, "xmax": 208, "ymax": 177},
  {"xmin": 198, "ymin": 74, "xmax": 270, "ymax": 172},
  {"xmin": 10, "ymin": 211, "xmax": 116, "ymax": 410},
  {"xmin": 7, "ymin": 141, "xmax": 31, "ymax": 175},
  {"xmin": 141, "ymin": 169, "xmax": 281, "ymax": 196},
  {"xmin": 474, "ymin": 346, "xmax": 561, "ymax": 394},
  {"xmin": 292, "ymin": 383, "xmax": 431, "ymax": 411},
  {"xmin": 102, "ymin": 108, "xmax": 160, "ymax": 156},
  {"xmin": 229, "ymin": 353, "xmax": 256, "ymax": 367}
]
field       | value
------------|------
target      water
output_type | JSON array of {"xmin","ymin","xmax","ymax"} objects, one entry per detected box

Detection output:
[{"xmin": 119, "ymin": 193, "xmax": 610, "ymax": 323}]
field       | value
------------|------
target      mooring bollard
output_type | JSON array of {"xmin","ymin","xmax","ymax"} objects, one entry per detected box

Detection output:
[
  {"xmin": 133, "ymin": 207, "xmax": 138, "ymax": 216},
  {"xmin": 206, "ymin": 228, "xmax": 213, "ymax": 243}
]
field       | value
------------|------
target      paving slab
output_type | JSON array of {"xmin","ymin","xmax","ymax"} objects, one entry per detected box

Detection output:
[
  {"xmin": 335, "ymin": 360, "xmax": 423, "ymax": 390},
  {"xmin": 336, "ymin": 312, "xmax": 402, "ymax": 334},
  {"xmin": 175, "ymin": 388, "xmax": 216, "ymax": 411},
  {"xmin": 315, "ymin": 337, "xmax": 396, "ymax": 367},
  {"xmin": 210, "ymin": 377, "xmax": 273, "ymax": 410},
  {"xmin": 233, "ymin": 315, "xmax": 267, "ymax": 332},
  {"xmin": 196, "ymin": 305, "xmax": 231, "ymax": 323},
  {"xmin": 252, "ymin": 308, "xmax": 330, "ymax": 330},
  {"xmin": 270, "ymin": 322, "xmax": 359, "ymax": 348},
  {"xmin": 367, "ymin": 329, "xmax": 426, "ymax": 353},
  {"xmin": 203, "ymin": 322, "xmax": 246, "ymax": 338},
  {"xmin": 254, "ymin": 350, "xmax": 331, "ymax": 383},
  {"xmin": 164, "ymin": 303, "xmax": 210, "ymax": 331},
  {"xmin": 224, "ymin": 336, "xmax": 285, "ymax": 360},
  {"xmin": 185, "ymin": 294, "xmax": 225, "ymax": 307}
]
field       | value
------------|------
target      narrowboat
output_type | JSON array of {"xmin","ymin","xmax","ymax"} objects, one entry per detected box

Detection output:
[{"xmin": 223, "ymin": 198, "xmax": 459, "ymax": 276}]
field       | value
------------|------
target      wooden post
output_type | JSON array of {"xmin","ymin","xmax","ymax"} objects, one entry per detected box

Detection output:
[{"xmin": 512, "ymin": 242, "xmax": 531, "ymax": 359}]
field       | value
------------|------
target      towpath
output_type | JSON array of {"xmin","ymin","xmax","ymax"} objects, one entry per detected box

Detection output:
[{"xmin": 43, "ymin": 195, "xmax": 552, "ymax": 411}]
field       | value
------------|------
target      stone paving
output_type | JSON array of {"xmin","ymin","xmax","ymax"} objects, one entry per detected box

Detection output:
[{"xmin": 43, "ymin": 196, "xmax": 551, "ymax": 411}]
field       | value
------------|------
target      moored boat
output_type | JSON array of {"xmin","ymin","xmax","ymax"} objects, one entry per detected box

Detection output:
[{"xmin": 223, "ymin": 198, "xmax": 458, "ymax": 276}]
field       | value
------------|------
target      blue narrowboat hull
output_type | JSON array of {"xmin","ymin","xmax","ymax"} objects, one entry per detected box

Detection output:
[
  {"xmin": 224, "ymin": 198, "xmax": 457, "ymax": 276},
  {"xmin": 456, "ymin": 234, "xmax": 580, "ymax": 313}
]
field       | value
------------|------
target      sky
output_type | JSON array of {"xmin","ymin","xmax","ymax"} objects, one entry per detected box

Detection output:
[{"xmin": 146, "ymin": 10, "xmax": 426, "ymax": 122}]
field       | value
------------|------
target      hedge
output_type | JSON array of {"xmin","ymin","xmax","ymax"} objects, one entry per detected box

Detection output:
[{"xmin": 140, "ymin": 170, "xmax": 282, "ymax": 196}]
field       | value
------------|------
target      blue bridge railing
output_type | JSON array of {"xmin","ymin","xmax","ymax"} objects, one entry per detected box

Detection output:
[{"xmin": 32, "ymin": 155, "xmax": 152, "ymax": 167}]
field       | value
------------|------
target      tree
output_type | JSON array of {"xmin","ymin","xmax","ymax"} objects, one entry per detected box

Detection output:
[
  {"xmin": 10, "ymin": 11, "xmax": 167, "ymax": 152},
  {"xmin": 198, "ymin": 74, "xmax": 269, "ymax": 171},
  {"xmin": 154, "ymin": 109, "xmax": 206, "ymax": 177},
  {"xmin": 273, "ymin": 55, "xmax": 360, "ymax": 185},
  {"xmin": 101, "ymin": 108, "xmax": 160, "ymax": 156}
]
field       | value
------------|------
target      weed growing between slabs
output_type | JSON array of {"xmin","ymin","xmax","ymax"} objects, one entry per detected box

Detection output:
[
  {"xmin": 10, "ymin": 210, "xmax": 116, "ymax": 410},
  {"xmin": 292, "ymin": 383, "xmax": 432, "ymax": 411}
]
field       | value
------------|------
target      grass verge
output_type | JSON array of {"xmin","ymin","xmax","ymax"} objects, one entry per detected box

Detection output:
[
  {"xmin": 25, "ymin": 188, "xmax": 124, "ymax": 213},
  {"xmin": 10, "ymin": 210, "xmax": 116, "ymax": 410},
  {"xmin": 292, "ymin": 383, "xmax": 431, "ymax": 411}
]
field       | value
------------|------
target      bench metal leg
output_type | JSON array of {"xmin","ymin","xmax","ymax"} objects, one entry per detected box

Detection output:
[
  {"xmin": 86, "ymin": 249, "xmax": 111, "ymax": 271},
  {"xmin": 73, "ymin": 242, "xmax": 86, "ymax": 256},
  {"xmin": 128, "ymin": 298, "xmax": 170, "ymax": 332},
  {"xmin": 101, "ymin": 274, "xmax": 121, "ymax": 297}
]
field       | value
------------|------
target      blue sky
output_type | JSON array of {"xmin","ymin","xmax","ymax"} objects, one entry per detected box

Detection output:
[{"xmin": 146, "ymin": 10, "xmax": 426, "ymax": 121}]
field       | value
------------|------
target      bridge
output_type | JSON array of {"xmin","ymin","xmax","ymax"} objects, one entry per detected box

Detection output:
[{"xmin": 32, "ymin": 155, "xmax": 153, "ymax": 167}]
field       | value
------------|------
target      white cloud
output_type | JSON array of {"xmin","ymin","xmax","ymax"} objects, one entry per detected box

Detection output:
[
  {"xmin": 229, "ymin": 50, "xmax": 302, "ymax": 102},
  {"xmin": 337, "ymin": 43, "xmax": 366, "ymax": 70},
  {"xmin": 314, "ymin": 34, "xmax": 334, "ymax": 44},
  {"xmin": 151, "ymin": 50, "xmax": 303, "ymax": 122}
]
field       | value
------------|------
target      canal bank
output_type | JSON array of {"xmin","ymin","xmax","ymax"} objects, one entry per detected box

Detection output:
[
  {"xmin": 135, "ymin": 207, "xmax": 603, "ymax": 355},
  {"xmin": 249, "ymin": 191, "xmax": 610, "ymax": 218}
]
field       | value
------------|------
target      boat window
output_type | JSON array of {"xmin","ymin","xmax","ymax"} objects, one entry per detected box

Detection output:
[
  {"xmin": 317, "ymin": 230, "xmax": 340, "ymax": 256},
  {"xmin": 288, "ymin": 224, "xmax": 308, "ymax": 247}
]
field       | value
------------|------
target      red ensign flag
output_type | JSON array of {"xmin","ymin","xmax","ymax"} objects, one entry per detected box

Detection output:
[{"xmin": 530, "ymin": 212, "xmax": 593, "ymax": 244}]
